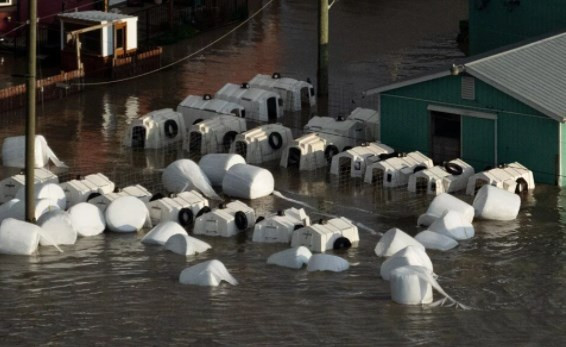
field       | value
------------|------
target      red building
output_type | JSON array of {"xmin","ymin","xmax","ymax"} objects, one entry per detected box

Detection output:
[{"xmin": 0, "ymin": 0, "xmax": 96, "ymax": 34}]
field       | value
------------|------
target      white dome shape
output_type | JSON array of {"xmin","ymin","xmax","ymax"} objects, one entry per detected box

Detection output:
[
  {"xmin": 390, "ymin": 265, "xmax": 433, "ymax": 305},
  {"xmin": 37, "ymin": 210, "xmax": 77, "ymax": 246},
  {"xmin": 199, "ymin": 154, "xmax": 246, "ymax": 186},
  {"xmin": 0, "ymin": 218, "xmax": 41, "ymax": 255},
  {"xmin": 428, "ymin": 210, "xmax": 475, "ymax": 241},
  {"xmin": 417, "ymin": 193, "xmax": 474, "ymax": 227},
  {"xmin": 105, "ymin": 196, "xmax": 148, "ymax": 233},
  {"xmin": 306, "ymin": 254, "xmax": 349, "ymax": 272},
  {"xmin": 380, "ymin": 246, "xmax": 433, "ymax": 281},
  {"xmin": 11, "ymin": 198, "xmax": 60, "ymax": 221},
  {"xmin": 222, "ymin": 163, "xmax": 274, "ymax": 200},
  {"xmin": 0, "ymin": 199, "xmax": 20, "ymax": 223},
  {"xmin": 179, "ymin": 260, "xmax": 237, "ymax": 286},
  {"xmin": 164, "ymin": 233, "xmax": 211, "ymax": 256},
  {"xmin": 68, "ymin": 202, "xmax": 106, "ymax": 237},
  {"xmin": 2, "ymin": 135, "xmax": 66, "ymax": 168},
  {"xmin": 267, "ymin": 246, "xmax": 312, "ymax": 269},
  {"xmin": 374, "ymin": 228, "xmax": 424, "ymax": 257},
  {"xmin": 162, "ymin": 159, "xmax": 220, "ymax": 200},
  {"xmin": 16, "ymin": 183, "xmax": 66, "ymax": 210},
  {"xmin": 473, "ymin": 185, "xmax": 521, "ymax": 221},
  {"xmin": 390, "ymin": 265, "xmax": 470, "ymax": 308},
  {"xmin": 142, "ymin": 221, "xmax": 186, "ymax": 245},
  {"xmin": 415, "ymin": 230, "xmax": 459, "ymax": 251}
]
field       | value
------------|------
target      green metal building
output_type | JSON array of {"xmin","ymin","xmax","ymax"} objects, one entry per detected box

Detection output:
[
  {"xmin": 365, "ymin": 32, "xmax": 566, "ymax": 186},
  {"xmin": 469, "ymin": 0, "xmax": 566, "ymax": 55}
]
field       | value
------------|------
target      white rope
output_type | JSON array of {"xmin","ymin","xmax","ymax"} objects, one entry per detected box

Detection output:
[{"xmin": 74, "ymin": 0, "xmax": 276, "ymax": 87}]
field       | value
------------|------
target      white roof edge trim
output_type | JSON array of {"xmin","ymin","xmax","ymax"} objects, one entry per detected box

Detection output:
[
  {"xmin": 362, "ymin": 71, "xmax": 451, "ymax": 96},
  {"xmin": 427, "ymin": 105, "xmax": 497, "ymax": 120},
  {"xmin": 466, "ymin": 68, "xmax": 565, "ymax": 122}
]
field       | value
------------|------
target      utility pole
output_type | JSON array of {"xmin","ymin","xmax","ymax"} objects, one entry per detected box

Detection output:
[
  {"xmin": 104, "ymin": 0, "xmax": 109, "ymax": 12},
  {"xmin": 317, "ymin": 0, "xmax": 329, "ymax": 115},
  {"xmin": 25, "ymin": 0, "xmax": 37, "ymax": 222}
]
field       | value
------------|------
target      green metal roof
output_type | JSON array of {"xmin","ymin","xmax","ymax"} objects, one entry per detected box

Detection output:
[{"xmin": 365, "ymin": 32, "xmax": 566, "ymax": 122}]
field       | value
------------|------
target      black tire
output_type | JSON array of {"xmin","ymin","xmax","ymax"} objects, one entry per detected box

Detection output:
[
  {"xmin": 268, "ymin": 132, "xmax": 283, "ymax": 150},
  {"xmin": 86, "ymin": 192, "xmax": 101, "ymax": 201},
  {"xmin": 333, "ymin": 236, "xmax": 352, "ymax": 250},
  {"xmin": 343, "ymin": 146, "xmax": 352, "ymax": 152},
  {"xmin": 515, "ymin": 177, "xmax": 528, "ymax": 194},
  {"xmin": 413, "ymin": 165, "xmax": 427, "ymax": 173},
  {"xmin": 276, "ymin": 210, "xmax": 284, "ymax": 216},
  {"xmin": 164, "ymin": 119, "xmax": 179, "ymax": 139},
  {"xmin": 192, "ymin": 118, "xmax": 203, "ymax": 125},
  {"xmin": 293, "ymin": 224, "xmax": 304, "ymax": 231},
  {"xmin": 234, "ymin": 211, "xmax": 248, "ymax": 230},
  {"xmin": 272, "ymin": 72, "xmax": 281, "ymax": 79},
  {"xmin": 203, "ymin": 94, "xmax": 212, "ymax": 100},
  {"xmin": 178, "ymin": 208, "xmax": 194, "ymax": 227},
  {"xmin": 196, "ymin": 206, "xmax": 211, "ymax": 218},
  {"xmin": 484, "ymin": 166, "xmax": 493, "ymax": 171},
  {"xmin": 324, "ymin": 145, "xmax": 339, "ymax": 162},
  {"xmin": 444, "ymin": 162, "xmax": 463, "ymax": 176},
  {"xmin": 149, "ymin": 193, "xmax": 164, "ymax": 202},
  {"xmin": 223, "ymin": 131, "xmax": 238, "ymax": 151},
  {"xmin": 256, "ymin": 216, "xmax": 265, "ymax": 223}
]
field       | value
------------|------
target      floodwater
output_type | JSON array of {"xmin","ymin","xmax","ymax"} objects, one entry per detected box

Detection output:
[{"xmin": 1, "ymin": 0, "xmax": 566, "ymax": 345}]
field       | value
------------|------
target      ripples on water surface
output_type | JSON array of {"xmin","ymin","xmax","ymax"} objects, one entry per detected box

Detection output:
[{"xmin": 1, "ymin": 0, "xmax": 566, "ymax": 344}]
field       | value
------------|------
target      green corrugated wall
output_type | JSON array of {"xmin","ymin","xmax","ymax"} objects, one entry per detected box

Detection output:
[
  {"xmin": 469, "ymin": 0, "xmax": 566, "ymax": 55},
  {"xmin": 380, "ymin": 75, "xmax": 559, "ymax": 185}
]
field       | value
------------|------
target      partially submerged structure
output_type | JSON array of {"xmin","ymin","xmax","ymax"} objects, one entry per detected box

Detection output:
[
  {"xmin": 59, "ymin": 11, "xmax": 138, "ymax": 73},
  {"xmin": 214, "ymin": 83, "xmax": 283, "ymax": 122},
  {"xmin": 365, "ymin": 32, "xmax": 566, "ymax": 186},
  {"xmin": 408, "ymin": 159, "xmax": 474, "ymax": 195},
  {"xmin": 123, "ymin": 109, "xmax": 186, "ymax": 149},
  {"xmin": 231, "ymin": 124, "xmax": 294, "ymax": 164},
  {"xmin": 329, "ymin": 142, "xmax": 394, "ymax": 179},
  {"xmin": 364, "ymin": 151, "xmax": 433, "ymax": 187},
  {"xmin": 248, "ymin": 73, "xmax": 316, "ymax": 112},
  {"xmin": 465, "ymin": 162, "xmax": 535, "ymax": 195},
  {"xmin": 186, "ymin": 115, "xmax": 246, "ymax": 155},
  {"xmin": 176, "ymin": 94, "xmax": 245, "ymax": 126}
]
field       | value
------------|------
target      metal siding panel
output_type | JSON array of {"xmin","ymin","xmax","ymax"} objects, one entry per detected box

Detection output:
[
  {"xmin": 380, "ymin": 95, "xmax": 429, "ymax": 155},
  {"xmin": 497, "ymin": 113, "xmax": 558, "ymax": 184},
  {"xmin": 561, "ymin": 123, "xmax": 566, "ymax": 186},
  {"xmin": 462, "ymin": 116, "xmax": 495, "ymax": 171}
]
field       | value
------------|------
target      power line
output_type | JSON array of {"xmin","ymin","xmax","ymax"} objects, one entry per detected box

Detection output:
[{"xmin": 72, "ymin": 0, "xmax": 276, "ymax": 87}]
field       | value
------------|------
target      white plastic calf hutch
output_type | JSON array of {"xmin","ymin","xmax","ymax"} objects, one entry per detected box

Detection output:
[
  {"xmin": 0, "ymin": 168, "xmax": 58, "ymax": 204},
  {"xmin": 147, "ymin": 191, "xmax": 209, "ymax": 227},
  {"xmin": 364, "ymin": 151, "xmax": 433, "ymax": 187},
  {"xmin": 465, "ymin": 162, "xmax": 535, "ymax": 195},
  {"xmin": 330, "ymin": 142, "xmax": 394, "ymax": 178},
  {"xmin": 252, "ymin": 207, "xmax": 311, "ymax": 243},
  {"xmin": 186, "ymin": 115, "xmax": 247, "ymax": 155},
  {"xmin": 346, "ymin": 107, "xmax": 380, "ymax": 142},
  {"xmin": 88, "ymin": 184, "xmax": 152, "ymax": 211},
  {"xmin": 214, "ymin": 83, "xmax": 283, "ymax": 122},
  {"xmin": 124, "ymin": 109, "xmax": 186, "ymax": 149},
  {"xmin": 248, "ymin": 73, "xmax": 316, "ymax": 112},
  {"xmin": 291, "ymin": 217, "xmax": 359, "ymax": 253},
  {"xmin": 280, "ymin": 116, "xmax": 367, "ymax": 171},
  {"xmin": 177, "ymin": 94, "xmax": 245, "ymax": 126},
  {"xmin": 193, "ymin": 200, "xmax": 256, "ymax": 237},
  {"xmin": 279, "ymin": 133, "xmax": 328, "ymax": 171},
  {"xmin": 231, "ymin": 124, "xmax": 293, "ymax": 164},
  {"xmin": 60, "ymin": 173, "xmax": 115, "ymax": 208},
  {"xmin": 408, "ymin": 159, "xmax": 474, "ymax": 195}
]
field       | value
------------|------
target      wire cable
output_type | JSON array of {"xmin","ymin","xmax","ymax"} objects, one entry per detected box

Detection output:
[{"xmin": 73, "ymin": 0, "xmax": 276, "ymax": 87}]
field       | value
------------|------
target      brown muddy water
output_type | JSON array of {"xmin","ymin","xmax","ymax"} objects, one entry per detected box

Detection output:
[{"xmin": 1, "ymin": 0, "xmax": 566, "ymax": 345}]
